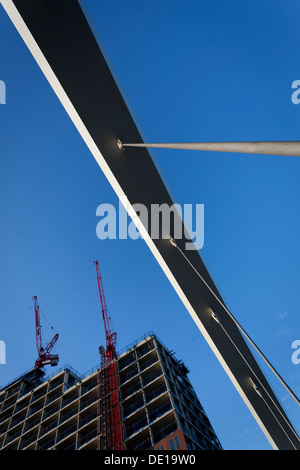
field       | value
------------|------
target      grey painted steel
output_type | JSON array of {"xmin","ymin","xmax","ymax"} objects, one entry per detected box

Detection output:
[
  {"xmin": 2, "ymin": 0, "xmax": 299, "ymax": 450},
  {"xmin": 122, "ymin": 141, "xmax": 300, "ymax": 157}
]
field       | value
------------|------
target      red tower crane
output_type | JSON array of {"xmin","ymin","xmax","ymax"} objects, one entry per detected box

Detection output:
[
  {"xmin": 94, "ymin": 260, "xmax": 117, "ymax": 364},
  {"xmin": 94, "ymin": 261, "xmax": 123, "ymax": 450},
  {"xmin": 33, "ymin": 295, "xmax": 59, "ymax": 369}
]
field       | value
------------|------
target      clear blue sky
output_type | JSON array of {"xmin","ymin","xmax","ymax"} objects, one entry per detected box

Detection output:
[{"xmin": 1, "ymin": 0, "xmax": 300, "ymax": 450}]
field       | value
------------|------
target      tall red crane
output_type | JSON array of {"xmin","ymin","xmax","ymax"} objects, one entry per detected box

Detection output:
[
  {"xmin": 94, "ymin": 260, "xmax": 117, "ymax": 363},
  {"xmin": 33, "ymin": 295, "xmax": 59, "ymax": 369},
  {"xmin": 94, "ymin": 261, "xmax": 123, "ymax": 450}
]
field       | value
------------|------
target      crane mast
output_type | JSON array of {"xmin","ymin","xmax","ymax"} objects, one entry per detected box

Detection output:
[
  {"xmin": 94, "ymin": 261, "xmax": 123, "ymax": 450},
  {"xmin": 94, "ymin": 260, "xmax": 117, "ymax": 363}
]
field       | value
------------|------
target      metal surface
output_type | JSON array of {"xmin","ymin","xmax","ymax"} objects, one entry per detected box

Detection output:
[{"xmin": 2, "ymin": 0, "xmax": 299, "ymax": 449}]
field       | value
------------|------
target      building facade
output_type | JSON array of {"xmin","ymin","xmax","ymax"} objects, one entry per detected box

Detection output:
[{"xmin": 0, "ymin": 333, "xmax": 222, "ymax": 450}]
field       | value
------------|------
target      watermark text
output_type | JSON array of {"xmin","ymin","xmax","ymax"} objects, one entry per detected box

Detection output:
[
  {"xmin": 0, "ymin": 340, "xmax": 6, "ymax": 364},
  {"xmin": 291, "ymin": 340, "xmax": 300, "ymax": 365},
  {"xmin": 291, "ymin": 80, "xmax": 300, "ymax": 104},
  {"xmin": 0, "ymin": 80, "xmax": 6, "ymax": 105},
  {"xmin": 96, "ymin": 199, "xmax": 204, "ymax": 250}
]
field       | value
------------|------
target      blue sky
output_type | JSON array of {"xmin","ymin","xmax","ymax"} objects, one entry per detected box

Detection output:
[{"xmin": 1, "ymin": 0, "xmax": 300, "ymax": 450}]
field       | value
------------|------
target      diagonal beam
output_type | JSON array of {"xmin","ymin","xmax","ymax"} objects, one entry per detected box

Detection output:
[{"xmin": 2, "ymin": 0, "xmax": 299, "ymax": 449}]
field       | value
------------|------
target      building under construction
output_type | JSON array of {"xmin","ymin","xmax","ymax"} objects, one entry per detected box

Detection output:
[
  {"xmin": 0, "ymin": 332, "xmax": 222, "ymax": 451},
  {"xmin": 0, "ymin": 260, "xmax": 222, "ymax": 451}
]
